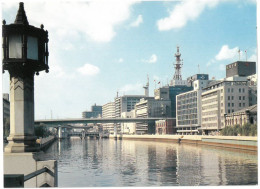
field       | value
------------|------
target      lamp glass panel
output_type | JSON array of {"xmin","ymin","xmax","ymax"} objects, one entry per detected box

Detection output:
[
  {"xmin": 8, "ymin": 34, "xmax": 22, "ymax": 58},
  {"xmin": 27, "ymin": 36, "xmax": 38, "ymax": 60}
]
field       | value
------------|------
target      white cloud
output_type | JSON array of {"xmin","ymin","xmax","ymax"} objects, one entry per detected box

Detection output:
[
  {"xmin": 215, "ymin": 45, "xmax": 239, "ymax": 60},
  {"xmin": 118, "ymin": 58, "xmax": 124, "ymax": 63},
  {"xmin": 119, "ymin": 83, "xmax": 143, "ymax": 93},
  {"xmin": 130, "ymin": 15, "xmax": 143, "ymax": 27},
  {"xmin": 157, "ymin": 0, "xmax": 226, "ymax": 31},
  {"xmin": 143, "ymin": 54, "xmax": 158, "ymax": 63},
  {"xmin": 248, "ymin": 54, "xmax": 257, "ymax": 62},
  {"xmin": 2, "ymin": 1, "xmax": 138, "ymax": 43},
  {"xmin": 153, "ymin": 75, "xmax": 160, "ymax": 81},
  {"xmin": 77, "ymin": 64, "xmax": 100, "ymax": 76},
  {"xmin": 206, "ymin": 59, "xmax": 216, "ymax": 67},
  {"xmin": 248, "ymin": 48, "xmax": 257, "ymax": 62}
]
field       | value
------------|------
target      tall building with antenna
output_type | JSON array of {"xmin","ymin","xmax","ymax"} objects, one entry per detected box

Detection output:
[{"xmin": 170, "ymin": 46, "xmax": 188, "ymax": 86}]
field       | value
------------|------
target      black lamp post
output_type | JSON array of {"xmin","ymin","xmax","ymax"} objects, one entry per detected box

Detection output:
[{"xmin": 3, "ymin": 2, "xmax": 49, "ymax": 152}]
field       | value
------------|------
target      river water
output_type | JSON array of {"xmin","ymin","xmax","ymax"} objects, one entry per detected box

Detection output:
[{"xmin": 41, "ymin": 137, "xmax": 258, "ymax": 187}]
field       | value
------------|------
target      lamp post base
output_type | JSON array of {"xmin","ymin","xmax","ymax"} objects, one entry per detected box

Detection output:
[{"xmin": 5, "ymin": 135, "xmax": 39, "ymax": 153}]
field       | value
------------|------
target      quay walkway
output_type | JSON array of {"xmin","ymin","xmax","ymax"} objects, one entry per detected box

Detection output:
[{"xmin": 112, "ymin": 134, "xmax": 258, "ymax": 151}]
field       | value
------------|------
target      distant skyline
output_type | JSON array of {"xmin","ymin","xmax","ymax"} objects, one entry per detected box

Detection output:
[{"xmin": 1, "ymin": 0, "xmax": 257, "ymax": 119}]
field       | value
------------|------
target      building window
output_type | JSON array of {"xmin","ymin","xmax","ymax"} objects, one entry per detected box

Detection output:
[
  {"xmin": 231, "ymin": 88, "xmax": 234, "ymax": 93},
  {"xmin": 228, "ymin": 103, "xmax": 230, "ymax": 107},
  {"xmin": 228, "ymin": 109, "xmax": 230, "ymax": 113},
  {"xmin": 239, "ymin": 88, "xmax": 241, "ymax": 93},
  {"xmin": 232, "ymin": 103, "xmax": 234, "ymax": 107},
  {"xmin": 243, "ymin": 96, "xmax": 245, "ymax": 100},
  {"xmin": 232, "ymin": 96, "xmax": 234, "ymax": 100},
  {"xmin": 242, "ymin": 88, "xmax": 245, "ymax": 93},
  {"xmin": 228, "ymin": 88, "xmax": 230, "ymax": 93},
  {"xmin": 232, "ymin": 109, "xmax": 234, "ymax": 112},
  {"xmin": 239, "ymin": 103, "xmax": 241, "ymax": 107},
  {"xmin": 228, "ymin": 96, "xmax": 230, "ymax": 100},
  {"xmin": 239, "ymin": 96, "xmax": 241, "ymax": 100},
  {"xmin": 243, "ymin": 103, "xmax": 245, "ymax": 107}
]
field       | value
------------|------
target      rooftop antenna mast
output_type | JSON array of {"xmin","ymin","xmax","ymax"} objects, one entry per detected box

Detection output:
[
  {"xmin": 238, "ymin": 49, "xmax": 241, "ymax": 60},
  {"xmin": 173, "ymin": 46, "xmax": 183, "ymax": 81}
]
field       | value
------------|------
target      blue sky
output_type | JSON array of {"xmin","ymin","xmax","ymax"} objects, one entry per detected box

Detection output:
[{"xmin": 1, "ymin": 0, "xmax": 257, "ymax": 119}]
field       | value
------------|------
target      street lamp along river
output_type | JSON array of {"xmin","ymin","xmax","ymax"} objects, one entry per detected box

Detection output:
[{"xmin": 3, "ymin": 2, "xmax": 49, "ymax": 152}]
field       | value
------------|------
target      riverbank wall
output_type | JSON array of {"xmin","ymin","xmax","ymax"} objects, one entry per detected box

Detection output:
[
  {"xmin": 110, "ymin": 135, "xmax": 257, "ymax": 151},
  {"xmin": 36, "ymin": 136, "xmax": 56, "ymax": 150}
]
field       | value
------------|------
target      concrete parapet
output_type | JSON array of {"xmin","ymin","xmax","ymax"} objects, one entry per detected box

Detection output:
[
  {"xmin": 4, "ymin": 152, "xmax": 57, "ymax": 187},
  {"xmin": 36, "ymin": 160, "xmax": 57, "ymax": 187},
  {"xmin": 36, "ymin": 136, "xmax": 56, "ymax": 150}
]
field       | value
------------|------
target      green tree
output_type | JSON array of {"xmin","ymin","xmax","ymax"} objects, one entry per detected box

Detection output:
[
  {"xmin": 34, "ymin": 125, "xmax": 52, "ymax": 138},
  {"xmin": 221, "ymin": 124, "xmax": 257, "ymax": 136}
]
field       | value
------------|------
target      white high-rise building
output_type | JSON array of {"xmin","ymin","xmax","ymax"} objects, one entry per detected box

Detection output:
[
  {"xmin": 201, "ymin": 80, "xmax": 249, "ymax": 134},
  {"xmin": 135, "ymin": 97, "xmax": 171, "ymax": 134},
  {"xmin": 176, "ymin": 74, "xmax": 211, "ymax": 135},
  {"xmin": 102, "ymin": 102, "xmax": 115, "ymax": 134}
]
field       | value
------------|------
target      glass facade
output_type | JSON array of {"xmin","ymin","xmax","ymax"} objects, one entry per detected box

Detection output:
[{"xmin": 169, "ymin": 85, "xmax": 193, "ymax": 118}]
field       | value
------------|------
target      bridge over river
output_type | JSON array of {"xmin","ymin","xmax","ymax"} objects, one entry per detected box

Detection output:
[
  {"xmin": 35, "ymin": 117, "xmax": 175, "ymax": 125},
  {"xmin": 34, "ymin": 118, "xmax": 176, "ymax": 139}
]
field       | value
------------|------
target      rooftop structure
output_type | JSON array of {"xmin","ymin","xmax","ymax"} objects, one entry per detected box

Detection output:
[
  {"xmin": 82, "ymin": 104, "xmax": 102, "ymax": 118},
  {"xmin": 226, "ymin": 61, "xmax": 256, "ymax": 78}
]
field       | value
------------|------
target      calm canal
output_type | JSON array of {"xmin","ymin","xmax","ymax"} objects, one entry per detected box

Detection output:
[{"xmin": 41, "ymin": 137, "xmax": 258, "ymax": 187}]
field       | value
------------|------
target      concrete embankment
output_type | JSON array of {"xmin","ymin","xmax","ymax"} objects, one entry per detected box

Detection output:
[
  {"xmin": 110, "ymin": 135, "xmax": 257, "ymax": 151},
  {"xmin": 36, "ymin": 136, "xmax": 56, "ymax": 150}
]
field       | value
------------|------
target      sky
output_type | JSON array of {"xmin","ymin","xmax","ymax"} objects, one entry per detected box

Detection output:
[{"xmin": 1, "ymin": 0, "xmax": 257, "ymax": 119}]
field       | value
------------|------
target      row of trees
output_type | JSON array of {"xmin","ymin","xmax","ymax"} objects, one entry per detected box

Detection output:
[
  {"xmin": 221, "ymin": 123, "xmax": 257, "ymax": 136},
  {"xmin": 35, "ymin": 125, "xmax": 54, "ymax": 138}
]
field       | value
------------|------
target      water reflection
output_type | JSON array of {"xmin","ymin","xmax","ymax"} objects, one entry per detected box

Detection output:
[{"xmin": 41, "ymin": 137, "xmax": 257, "ymax": 187}]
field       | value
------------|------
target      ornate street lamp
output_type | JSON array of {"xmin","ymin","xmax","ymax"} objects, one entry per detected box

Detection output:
[
  {"xmin": 2, "ymin": 2, "xmax": 49, "ymax": 74},
  {"xmin": 3, "ymin": 2, "xmax": 49, "ymax": 152}
]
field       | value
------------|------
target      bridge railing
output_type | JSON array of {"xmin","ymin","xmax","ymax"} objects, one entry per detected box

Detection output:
[{"xmin": 4, "ymin": 167, "xmax": 55, "ymax": 188}]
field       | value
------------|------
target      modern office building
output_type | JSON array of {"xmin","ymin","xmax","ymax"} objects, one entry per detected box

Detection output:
[
  {"xmin": 201, "ymin": 80, "xmax": 249, "ymax": 134},
  {"xmin": 121, "ymin": 110, "xmax": 136, "ymax": 134},
  {"xmin": 176, "ymin": 75, "xmax": 211, "ymax": 135},
  {"xmin": 155, "ymin": 85, "xmax": 193, "ymax": 118},
  {"xmin": 102, "ymin": 102, "xmax": 115, "ymax": 134},
  {"xmin": 114, "ymin": 95, "xmax": 146, "ymax": 118},
  {"xmin": 135, "ymin": 97, "xmax": 171, "ymax": 134},
  {"xmin": 225, "ymin": 73, "xmax": 257, "ymax": 106},
  {"xmin": 226, "ymin": 61, "xmax": 256, "ymax": 78},
  {"xmin": 169, "ymin": 85, "xmax": 193, "ymax": 118},
  {"xmin": 114, "ymin": 95, "xmax": 146, "ymax": 133},
  {"xmin": 82, "ymin": 103, "xmax": 102, "ymax": 118}
]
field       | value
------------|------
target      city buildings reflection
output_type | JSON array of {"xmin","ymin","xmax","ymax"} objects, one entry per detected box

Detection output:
[{"xmin": 40, "ymin": 138, "xmax": 257, "ymax": 187}]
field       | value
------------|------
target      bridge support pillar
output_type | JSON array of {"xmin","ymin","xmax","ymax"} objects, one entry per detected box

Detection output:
[
  {"xmin": 82, "ymin": 130, "xmax": 86, "ymax": 139},
  {"xmin": 58, "ymin": 127, "xmax": 62, "ymax": 139},
  {"xmin": 114, "ymin": 124, "xmax": 117, "ymax": 139}
]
